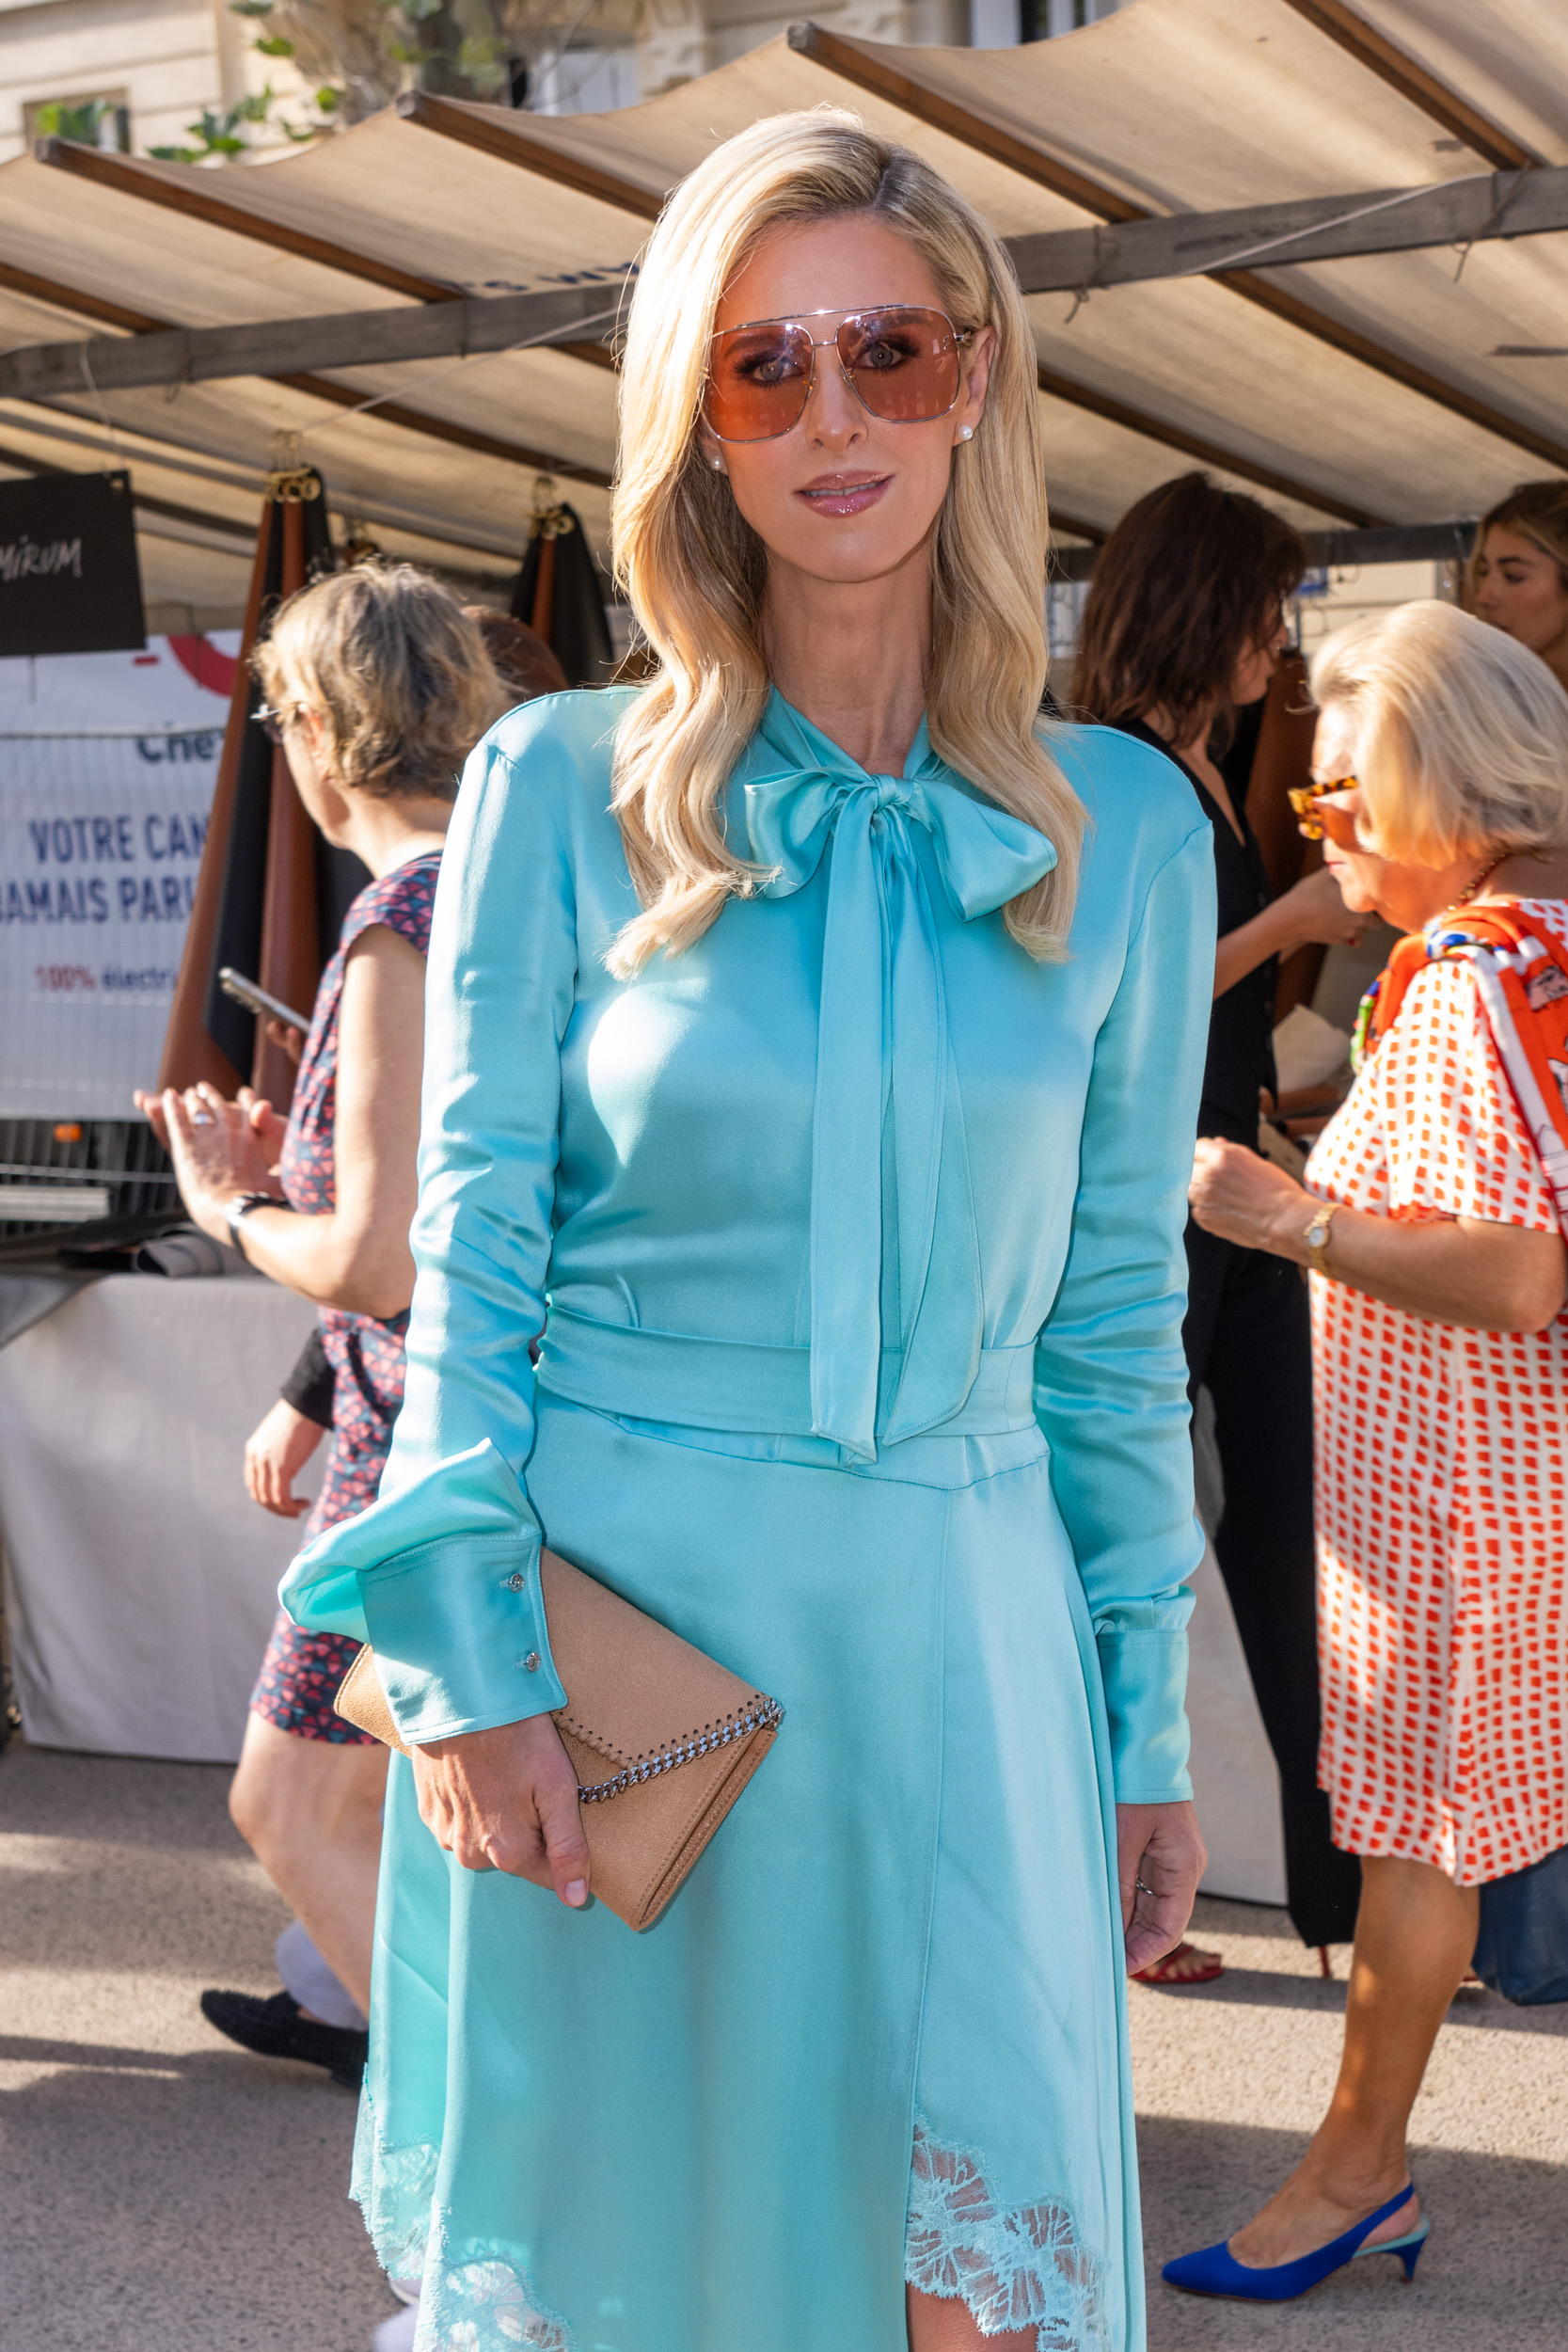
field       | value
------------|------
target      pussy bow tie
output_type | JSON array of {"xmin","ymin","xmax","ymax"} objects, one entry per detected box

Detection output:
[{"xmin": 742, "ymin": 694, "xmax": 1056, "ymax": 1460}]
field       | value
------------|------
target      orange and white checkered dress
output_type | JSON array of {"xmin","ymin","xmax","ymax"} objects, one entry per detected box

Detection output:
[{"xmin": 1306, "ymin": 898, "xmax": 1568, "ymax": 1886}]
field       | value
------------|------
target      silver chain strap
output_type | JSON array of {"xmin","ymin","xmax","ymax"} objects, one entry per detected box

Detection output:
[{"xmin": 574, "ymin": 1696, "xmax": 784, "ymax": 1804}]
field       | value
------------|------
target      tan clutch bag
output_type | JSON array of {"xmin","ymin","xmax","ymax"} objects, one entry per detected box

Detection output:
[{"xmin": 334, "ymin": 1547, "xmax": 782, "ymax": 1931}]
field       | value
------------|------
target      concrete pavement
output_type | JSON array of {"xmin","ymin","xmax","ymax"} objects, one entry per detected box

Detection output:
[{"xmin": 2, "ymin": 1736, "xmax": 1563, "ymax": 2349}]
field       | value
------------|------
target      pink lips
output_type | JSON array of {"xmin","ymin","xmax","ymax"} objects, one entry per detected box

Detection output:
[{"xmin": 795, "ymin": 472, "xmax": 891, "ymax": 517}]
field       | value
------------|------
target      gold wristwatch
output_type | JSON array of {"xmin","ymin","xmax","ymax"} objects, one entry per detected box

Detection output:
[{"xmin": 1303, "ymin": 1200, "xmax": 1340, "ymax": 1276}]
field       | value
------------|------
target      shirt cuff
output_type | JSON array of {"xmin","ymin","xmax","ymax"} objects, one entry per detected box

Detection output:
[
  {"xmin": 1097, "ymin": 1628, "xmax": 1193, "ymax": 1804},
  {"xmin": 357, "ymin": 1530, "xmax": 567, "ymax": 1743}
]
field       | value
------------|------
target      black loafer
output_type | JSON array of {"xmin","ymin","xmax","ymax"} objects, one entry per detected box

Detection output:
[{"xmin": 199, "ymin": 1987, "xmax": 368, "ymax": 2090}]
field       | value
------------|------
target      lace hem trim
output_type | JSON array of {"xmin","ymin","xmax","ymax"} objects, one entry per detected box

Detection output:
[
  {"xmin": 905, "ymin": 2119, "xmax": 1110, "ymax": 2351},
  {"xmin": 352, "ymin": 2090, "xmax": 437, "ymax": 2285},
  {"xmin": 352, "ymin": 2093, "xmax": 575, "ymax": 2352}
]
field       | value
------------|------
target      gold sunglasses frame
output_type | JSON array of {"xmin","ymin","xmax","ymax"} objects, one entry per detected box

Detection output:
[{"xmin": 702, "ymin": 305, "xmax": 976, "ymax": 444}]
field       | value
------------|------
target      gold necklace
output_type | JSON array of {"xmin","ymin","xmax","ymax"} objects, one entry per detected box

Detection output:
[{"xmin": 1447, "ymin": 851, "xmax": 1509, "ymax": 912}]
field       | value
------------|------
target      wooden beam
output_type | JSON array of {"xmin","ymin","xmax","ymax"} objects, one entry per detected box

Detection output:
[
  {"xmin": 555, "ymin": 338, "xmax": 619, "ymax": 373},
  {"xmin": 1052, "ymin": 515, "xmax": 1482, "ymax": 582},
  {"xmin": 0, "ymin": 261, "xmax": 166, "ymax": 335},
  {"xmin": 785, "ymin": 22, "xmax": 1142, "ymax": 220},
  {"xmin": 396, "ymin": 90, "xmax": 666, "ymax": 220},
  {"xmin": 788, "ymin": 24, "xmax": 1568, "ymax": 478},
  {"xmin": 35, "ymin": 137, "xmax": 461, "ymax": 304},
  {"xmin": 0, "ymin": 256, "xmax": 612, "ymax": 487},
  {"xmin": 0, "ymin": 285, "xmax": 623, "ymax": 401},
  {"xmin": 1006, "ymin": 167, "xmax": 1568, "ymax": 292},
  {"xmin": 0, "ymin": 420, "xmax": 557, "ymax": 567},
  {"xmin": 1303, "ymin": 518, "xmax": 1477, "ymax": 567},
  {"xmin": 274, "ymin": 374, "xmax": 613, "ymax": 489},
  {"xmin": 1276, "ymin": 0, "xmax": 1539, "ymax": 172},
  {"xmin": 0, "ymin": 275, "xmax": 1360, "ymax": 517},
  {"xmin": 1214, "ymin": 271, "xmax": 1568, "ymax": 474},
  {"xmin": 1047, "ymin": 507, "xmax": 1106, "ymax": 544},
  {"xmin": 1037, "ymin": 362, "xmax": 1381, "ymax": 528}
]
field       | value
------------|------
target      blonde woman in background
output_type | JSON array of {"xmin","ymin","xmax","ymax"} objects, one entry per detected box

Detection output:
[
  {"xmin": 285, "ymin": 113, "xmax": 1213, "ymax": 2351},
  {"xmin": 138, "ymin": 567, "xmax": 503, "ymax": 2090},
  {"xmin": 1178, "ymin": 602, "xmax": 1568, "ymax": 2304},
  {"xmin": 1471, "ymin": 479, "xmax": 1568, "ymax": 695}
]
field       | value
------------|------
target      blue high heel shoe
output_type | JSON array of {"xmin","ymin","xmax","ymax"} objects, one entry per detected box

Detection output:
[{"xmin": 1163, "ymin": 2183, "xmax": 1429, "ymax": 2301}]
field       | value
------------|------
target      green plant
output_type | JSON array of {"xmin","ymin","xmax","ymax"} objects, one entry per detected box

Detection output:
[
  {"xmin": 144, "ymin": 0, "xmax": 636, "ymax": 163},
  {"xmin": 149, "ymin": 87, "xmax": 286, "ymax": 162},
  {"xmin": 32, "ymin": 97, "xmax": 119, "ymax": 146}
]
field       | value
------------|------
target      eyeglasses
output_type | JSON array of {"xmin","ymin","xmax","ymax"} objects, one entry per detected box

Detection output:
[
  {"xmin": 703, "ymin": 306, "xmax": 975, "ymax": 444},
  {"xmin": 254, "ymin": 703, "xmax": 302, "ymax": 746},
  {"xmin": 1289, "ymin": 775, "xmax": 1362, "ymax": 845}
]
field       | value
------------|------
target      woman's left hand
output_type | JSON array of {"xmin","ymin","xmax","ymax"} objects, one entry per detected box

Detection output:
[
  {"xmin": 144, "ymin": 1082, "xmax": 282, "ymax": 1245},
  {"xmin": 1189, "ymin": 1136, "xmax": 1308, "ymax": 1257},
  {"xmin": 1117, "ymin": 1800, "xmax": 1207, "ymax": 1975}
]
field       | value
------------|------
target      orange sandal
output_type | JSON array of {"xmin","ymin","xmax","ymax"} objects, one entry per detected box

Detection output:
[{"xmin": 1130, "ymin": 1939, "xmax": 1225, "ymax": 1986}]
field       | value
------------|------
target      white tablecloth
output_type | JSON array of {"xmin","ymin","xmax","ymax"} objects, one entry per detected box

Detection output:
[
  {"xmin": 1186, "ymin": 1388, "xmax": 1289, "ymax": 1905},
  {"xmin": 0, "ymin": 1275, "xmax": 320, "ymax": 1762},
  {"xmin": 0, "ymin": 1279, "xmax": 1292, "ymax": 1886}
]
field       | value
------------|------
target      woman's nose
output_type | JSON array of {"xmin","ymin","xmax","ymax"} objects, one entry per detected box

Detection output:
[{"xmin": 802, "ymin": 353, "xmax": 865, "ymax": 446}]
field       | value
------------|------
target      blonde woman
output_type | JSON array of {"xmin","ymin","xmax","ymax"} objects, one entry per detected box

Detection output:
[
  {"xmin": 1179, "ymin": 602, "xmax": 1568, "ymax": 2303},
  {"xmin": 138, "ymin": 566, "xmax": 502, "ymax": 2085},
  {"xmin": 1471, "ymin": 478, "xmax": 1568, "ymax": 694},
  {"xmin": 286, "ymin": 115, "xmax": 1212, "ymax": 2351}
]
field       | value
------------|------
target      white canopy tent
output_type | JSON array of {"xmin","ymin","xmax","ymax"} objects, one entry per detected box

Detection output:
[{"xmin": 0, "ymin": 0, "xmax": 1563, "ymax": 628}]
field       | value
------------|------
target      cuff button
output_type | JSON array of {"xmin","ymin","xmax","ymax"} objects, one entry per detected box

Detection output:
[
  {"xmin": 523, "ymin": 1651, "xmax": 541, "ymax": 1673},
  {"xmin": 508, "ymin": 1571, "xmax": 526, "ymax": 1592}
]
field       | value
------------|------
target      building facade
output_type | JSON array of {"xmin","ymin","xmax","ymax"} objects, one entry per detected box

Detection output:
[{"xmin": 0, "ymin": 0, "xmax": 1130, "ymax": 166}]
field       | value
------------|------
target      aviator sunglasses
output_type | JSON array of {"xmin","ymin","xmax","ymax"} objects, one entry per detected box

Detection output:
[
  {"xmin": 703, "ymin": 305, "xmax": 975, "ymax": 443},
  {"xmin": 1289, "ymin": 774, "xmax": 1362, "ymax": 847}
]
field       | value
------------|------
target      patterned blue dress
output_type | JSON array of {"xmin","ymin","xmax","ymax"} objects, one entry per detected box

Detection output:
[{"xmin": 249, "ymin": 850, "xmax": 441, "ymax": 1742}]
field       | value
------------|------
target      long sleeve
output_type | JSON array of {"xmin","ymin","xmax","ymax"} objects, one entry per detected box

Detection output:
[
  {"xmin": 1033, "ymin": 821, "xmax": 1214, "ymax": 1804},
  {"xmin": 278, "ymin": 714, "xmax": 580, "ymax": 1743}
]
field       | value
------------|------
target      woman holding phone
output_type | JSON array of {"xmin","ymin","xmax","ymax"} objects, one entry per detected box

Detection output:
[{"xmin": 137, "ymin": 564, "xmax": 503, "ymax": 2083}]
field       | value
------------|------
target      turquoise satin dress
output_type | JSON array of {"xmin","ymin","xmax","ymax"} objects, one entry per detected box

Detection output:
[{"xmin": 283, "ymin": 687, "xmax": 1214, "ymax": 2352}]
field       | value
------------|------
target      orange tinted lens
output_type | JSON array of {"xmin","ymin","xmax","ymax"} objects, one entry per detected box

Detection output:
[
  {"xmin": 1316, "ymin": 796, "xmax": 1363, "ymax": 848},
  {"xmin": 704, "ymin": 322, "xmax": 815, "ymax": 441},
  {"xmin": 837, "ymin": 309, "xmax": 960, "ymax": 421}
]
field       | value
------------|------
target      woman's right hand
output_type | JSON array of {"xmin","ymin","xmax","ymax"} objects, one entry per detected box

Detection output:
[
  {"xmin": 244, "ymin": 1398, "xmax": 325, "ymax": 1518},
  {"xmin": 412, "ymin": 1714, "xmax": 591, "ymax": 1906},
  {"xmin": 1281, "ymin": 863, "xmax": 1366, "ymax": 950}
]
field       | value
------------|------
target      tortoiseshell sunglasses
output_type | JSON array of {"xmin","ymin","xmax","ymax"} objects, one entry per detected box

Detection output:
[{"xmin": 1288, "ymin": 775, "xmax": 1360, "ymax": 844}]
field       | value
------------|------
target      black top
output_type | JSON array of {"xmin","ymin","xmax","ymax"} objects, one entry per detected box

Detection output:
[
  {"xmin": 1116, "ymin": 718, "xmax": 1276, "ymax": 1144},
  {"xmin": 281, "ymin": 1325, "xmax": 337, "ymax": 1428}
]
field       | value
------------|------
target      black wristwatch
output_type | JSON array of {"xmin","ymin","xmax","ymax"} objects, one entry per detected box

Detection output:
[{"xmin": 226, "ymin": 1191, "xmax": 285, "ymax": 1256}]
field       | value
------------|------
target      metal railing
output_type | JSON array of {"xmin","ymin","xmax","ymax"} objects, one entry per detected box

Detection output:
[{"xmin": 0, "ymin": 1120, "xmax": 178, "ymax": 1240}]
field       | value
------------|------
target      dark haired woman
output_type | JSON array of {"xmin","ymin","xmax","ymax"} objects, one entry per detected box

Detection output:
[{"xmin": 1076, "ymin": 472, "xmax": 1365, "ymax": 1976}]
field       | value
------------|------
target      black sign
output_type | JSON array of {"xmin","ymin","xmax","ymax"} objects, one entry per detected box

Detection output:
[{"xmin": 0, "ymin": 470, "xmax": 146, "ymax": 658}]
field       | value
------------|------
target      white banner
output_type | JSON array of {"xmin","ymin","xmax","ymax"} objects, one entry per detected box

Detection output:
[
  {"xmin": 0, "ymin": 728, "xmax": 220, "ymax": 1118},
  {"xmin": 0, "ymin": 632, "xmax": 236, "ymax": 1120}
]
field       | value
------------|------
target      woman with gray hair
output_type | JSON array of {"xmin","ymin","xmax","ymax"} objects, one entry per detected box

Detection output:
[{"xmin": 1174, "ymin": 599, "xmax": 1568, "ymax": 2302}]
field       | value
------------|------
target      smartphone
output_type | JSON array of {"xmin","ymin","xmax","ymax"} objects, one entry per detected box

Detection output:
[{"xmin": 218, "ymin": 966, "xmax": 313, "ymax": 1036}]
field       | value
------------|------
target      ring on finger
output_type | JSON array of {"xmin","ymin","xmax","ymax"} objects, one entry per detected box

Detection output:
[{"xmin": 1134, "ymin": 1876, "xmax": 1155, "ymax": 1895}]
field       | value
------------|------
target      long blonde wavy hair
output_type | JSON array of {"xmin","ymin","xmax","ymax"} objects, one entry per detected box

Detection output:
[{"xmin": 608, "ymin": 108, "xmax": 1082, "ymax": 976}]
